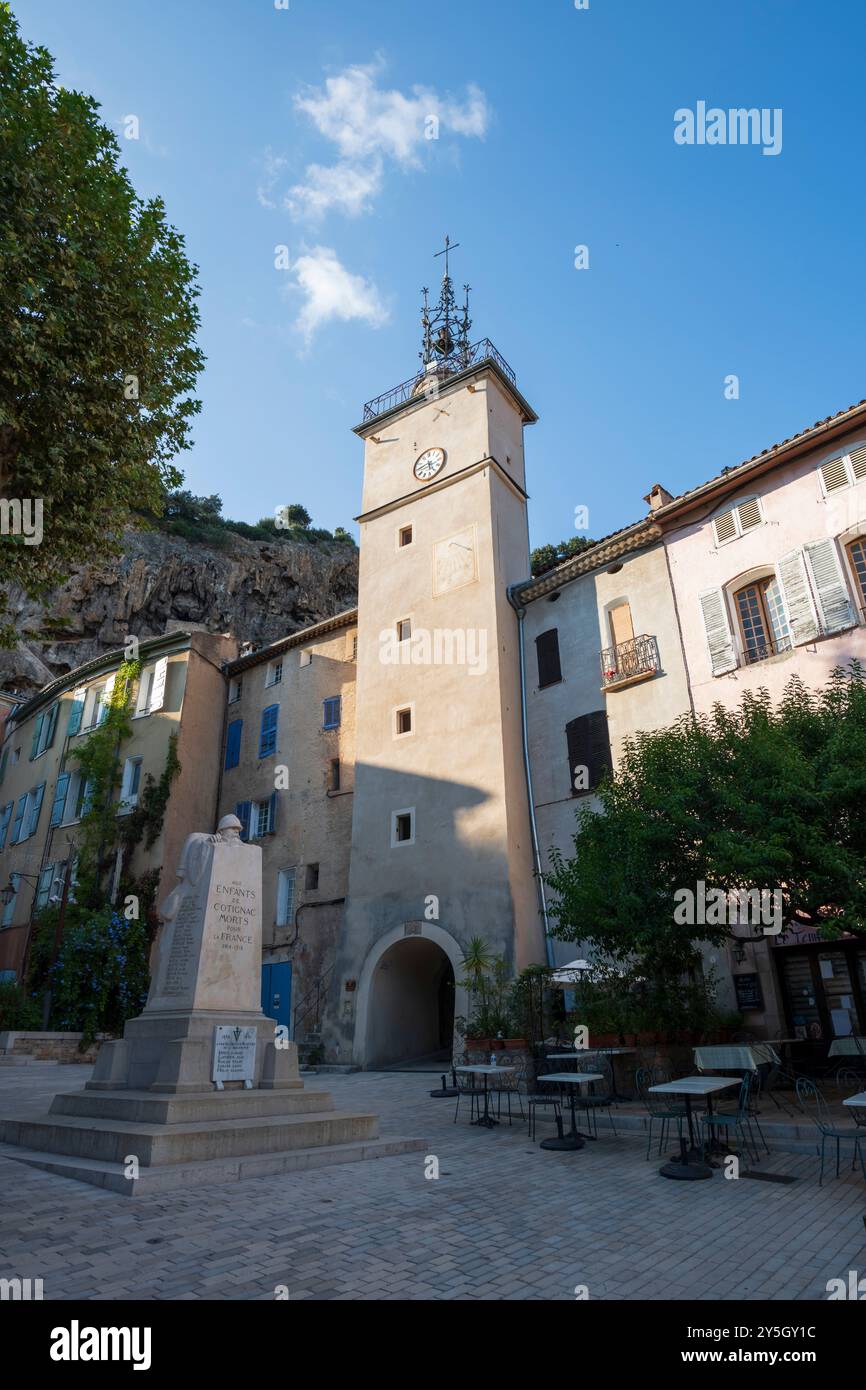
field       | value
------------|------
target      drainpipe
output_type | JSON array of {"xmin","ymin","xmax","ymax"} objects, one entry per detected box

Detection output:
[{"xmin": 507, "ymin": 583, "xmax": 555, "ymax": 968}]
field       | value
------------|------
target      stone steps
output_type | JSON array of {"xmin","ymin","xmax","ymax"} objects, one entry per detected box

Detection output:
[
  {"xmin": 0, "ymin": 1134, "xmax": 428, "ymax": 1196},
  {"xmin": 0, "ymin": 1107, "xmax": 380, "ymax": 1167},
  {"xmin": 50, "ymin": 1087, "xmax": 335, "ymax": 1125}
]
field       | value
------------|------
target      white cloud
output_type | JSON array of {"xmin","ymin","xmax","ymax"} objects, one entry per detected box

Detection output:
[
  {"xmin": 290, "ymin": 246, "xmax": 389, "ymax": 344},
  {"xmin": 279, "ymin": 61, "xmax": 488, "ymax": 221},
  {"xmin": 286, "ymin": 158, "xmax": 383, "ymax": 220},
  {"xmin": 257, "ymin": 148, "xmax": 289, "ymax": 209}
]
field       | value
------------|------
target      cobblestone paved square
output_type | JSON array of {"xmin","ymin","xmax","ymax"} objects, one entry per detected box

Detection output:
[{"xmin": 1, "ymin": 1063, "xmax": 864, "ymax": 1301}]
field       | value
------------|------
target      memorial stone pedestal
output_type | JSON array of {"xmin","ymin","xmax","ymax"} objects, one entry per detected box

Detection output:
[{"xmin": 0, "ymin": 818, "xmax": 423, "ymax": 1193}]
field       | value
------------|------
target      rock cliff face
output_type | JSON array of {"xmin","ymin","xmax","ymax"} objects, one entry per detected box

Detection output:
[{"xmin": 2, "ymin": 527, "xmax": 359, "ymax": 696}]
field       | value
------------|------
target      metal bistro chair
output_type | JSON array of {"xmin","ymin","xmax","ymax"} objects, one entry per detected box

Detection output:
[
  {"xmin": 700, "ymin": 1071, "xmax": 766, "ymax": 1164},
  {"xmin": 636, "ymin": 1066, "xmax": 687, "ymax": 1160},
  {"xmin": 574, "ymin": 1056, "xmax": 618, "ymax": 1138},
  {"xmin": 491, "ymin": 1059, "xmax": 527, "ymax": 1127},
  {"xmin": 795, "ymin": 1077, "xmax": 866, "ymax": 1185},
  {"xmin": 836, "ymin": 1068, "xmax": 866, "ymax": 1129},
  {"xmin": 526, "ymin": 1066, "xmax": 563, "ymax": 1143},
  {"xmin": 453, "ymin": 1069, "xmax": 488, "ymax": 1125}
]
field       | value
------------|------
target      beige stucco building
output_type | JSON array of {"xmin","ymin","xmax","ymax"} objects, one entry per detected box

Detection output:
[{"xmin": 0, "ymin": 629, "xmax": 236, "ymax": 981}]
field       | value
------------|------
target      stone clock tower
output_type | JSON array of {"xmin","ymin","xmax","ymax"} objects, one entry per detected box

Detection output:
[{"xmin": 325, "ymin": 245, "xmax": 546, "ymax": 1068}]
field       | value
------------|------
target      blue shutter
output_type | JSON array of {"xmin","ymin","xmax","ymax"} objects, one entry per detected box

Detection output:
[
  {"xmin": 268, "ymin": 790, "xmax": 277, "ymax": 834},
  {"xmin": 236, "ymin": 801, "xmax": 252, "ymax": 842},
  {"xmin": 0, "ymin": 802, "xmax": 12, "ymax": 850},
  {"xmin": 44, "ymin": 702, "xmax": 59, "ymax": 751},
  {"xmin": 0, "ymin": 749, "xmax": 7, "ymax": 786},
  {"xmin": 225, "ymin": 718, "xmax": 242, "ymax": 771},
  {"xmin": 50, "ymin": 773, "xmax": 70, "ymax": 828},
  {"xmin": 27, "ymin": 783, "xmax": 46, "ymax": 837},
  {"xmin": 67, "ymin": 689, "xmax": 85, "ymax": 736},
  {"xmin": 10, "ymin": 795, "xmax": 27, "ymax": 845},
  {"xmin": 259, "ymin": 704, "xmax": 278, "ymax": 758},
  {"xmin": 30, "ymin": 714, "xmax": 44, "ymax": 760}
]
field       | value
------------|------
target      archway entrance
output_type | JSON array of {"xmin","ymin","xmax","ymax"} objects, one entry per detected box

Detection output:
[{"xmin": 366, "ymin": 937, "xmax": 455, "ymax": 1070}]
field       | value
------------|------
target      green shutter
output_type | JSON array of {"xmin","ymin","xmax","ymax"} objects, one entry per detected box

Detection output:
[{"xmin": 30, "ymin": 713, "xmax": 44, "ymax": 760}]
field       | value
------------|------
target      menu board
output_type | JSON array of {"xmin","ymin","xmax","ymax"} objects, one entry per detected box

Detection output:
[{"xmin": 734, "ymin": 973, "xmax": 764, "ymax": 1012}]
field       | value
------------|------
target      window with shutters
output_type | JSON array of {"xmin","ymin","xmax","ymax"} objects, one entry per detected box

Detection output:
[
  {"xmin": 565, "ymin": 711, "xmax": 612, "ymax": 797},
  {"xmin": 818, "ymin": 443, "xmax": 866, "ymax": 496},
  {"xmin": 259, "ymin": 704, "xmax": 279, "ymax": 758},
  {"xmin": 247, "ymin": 793, "xmax": 277, "ymax": 839},
  {"xmin": 265, "ymin": 659, "xmax": 283, "ymax": 688},
  {"xmin": 1, "ymin": 873, "xmax": 20, "ymax": 928},
  {"xmin": 224, "ymin": 718, "xmax": 242, "ymax": 771},
  {"xmin": 31, "ymin": 702, "xmax": 58, "ymax": 759},
  {"xmin": 536, "ymin": 629, "xmax": 562, "ymax": 688},
  {"xmin": 600, "ymin": 602, "xmax": 660, "ymax": 689},
  {"xmin": 323, "ymin": 696, "xmax": 341, "ymax": 729},
  {"xmin": 276, "ymin": 868, "xmax": 296, "ymax": 927},
  {"xmin": 733, "ymin": 576, "xmax": 792, "ymax": 664},
  {"xmin": 712, "ymin": 496, "xmax": 764, "ymax": 546},
  {"xmin": 228, "ymin": 677, "xmax": 243, "ymax": 704},
  {"xmin": 0, "ymin": 801, "xmax": 12, "ymax": 851},
  {"xmin": 847, "ymin": 538, "xmax": 866, "ymax": 616},
  {"xmin": 118, "ymin": 757, "xmax": 143, "ymax": 812}
]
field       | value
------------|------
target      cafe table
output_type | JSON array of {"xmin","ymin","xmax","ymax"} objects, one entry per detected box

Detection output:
[
  {"xmin": 547, "ymin": 1047, "xmax": 637, "ymax": 1099},
  {"xmin": 843, "ymin": 1091, "xmax": 866, "ymax": 1113},
  {"xmin": 648, "ymin": 1076, "xmax": 742, "ymax": 1181},
  {"xmin": 535, "ymin": 1072, "xmax": 604, "ymax": 1151},
  {"xmin": 454, "ymin": 1064, "xmax": 514, "ymax": 1130}
]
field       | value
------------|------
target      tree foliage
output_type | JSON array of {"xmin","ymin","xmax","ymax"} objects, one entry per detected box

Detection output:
[
  {"xmin": 530, "ymin": 535, "xmax": 594, "ymax": 577},
  {"xmin": 547, "ymin": 667, "xmax": 866, "ymax": 988},
  {"xmin": 0, "ymin": 5, "xmax": 204, "ymax": 641}
]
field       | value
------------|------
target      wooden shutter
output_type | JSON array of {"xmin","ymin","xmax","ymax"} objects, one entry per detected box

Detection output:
[
  {"xmin": 268, "ymin": 790, "xmax": 278, "ymax": 834},
  {"xmin": 820, "ymin": 456, "xmax": 850, "ymax": 493},
  {"xmin": 0, "ymin": 802, "xmax": 12, "ymax": 849},
  {"xmin": 736, "ymin": 497, "xmax": 762, "ymax": 531},
  {"xmin": 30, "ymin": 713, "xmax": 44, "ymax": 760},
  {"xmin": 259, "ymin": 704, "xmax": 278, "ymax": 757},
  {"xmin": 235, "ymin": 800, "xmax": 252, "ymax": 842},
  {"xmin": 225, "ymin": 719, "xmax": 242, "ymax": 770},
  {"xmin": 698, "ymin": 589, "xmax": 737, "ymax": 675},
  {"xmin": 609, "ymin": 603, "xmax": 634, "ymax": 649},
  {"xmin": 67, "ymin": 688, "xmax": 86, "ymax": 736},
  {"xmin": 804, "ymin": 539, "xmax": 855, "ymax": 634},
  {"xmin": 27, "ymin": 783, "xmax": 46, "ymax": 837},
  {"xmin": 566, "ymin": 710, "xmax": 612, "ymax": 796},
  {"xmin": 776, "ymin": 550, "xmax": 820, "ymax": 644},
  {"xmin": 50, "ymin": 773, "xmax": 70, "ymax": 828},
  {"xmin": 10, "ymin": 795, "xmax": 27, "ymax": 844},
  {"xmin": 849, "ymin": 444, "xmax": 866, "ymax": 481},
  {"xmin": 535, "ymin": 629, "xmax": 562, "ymax": 688},
  {"xmin": 149, "ymin": 657, "xmax": 168, "ymax": 713},
  {"xmin": 0, "ymin": 749, "xmax": 7, "ymax": 787},
  {"xmin": 713, "ymin": 508, "xmax": 737, "ymax": 544}
]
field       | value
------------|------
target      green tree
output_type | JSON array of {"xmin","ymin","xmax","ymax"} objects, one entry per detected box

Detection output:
[
  {"xmin": 546, "ymin": 666, "xmax": 866, "ymax": 1020},
  {"xmin": 530, "ymin": 535, "xmax": 594, "ymax": 577},
  {"xmin": 0, "ymin": 6, "xmax": 204, "ymax": 643}
]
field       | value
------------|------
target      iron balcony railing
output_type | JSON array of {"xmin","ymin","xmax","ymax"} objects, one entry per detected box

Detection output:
[
  {"xmin": 600, "ymin": 634, "xmax": 661, "ymax": 689},
  {"xmin": 740, "ymin": 634, "xmax": 793, "ymax": 667},
  {"xmin": 361, "ymin": 338, "xmax": 516, "ymax": 422}
]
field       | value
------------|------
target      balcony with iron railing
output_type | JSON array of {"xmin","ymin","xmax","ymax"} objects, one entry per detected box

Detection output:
[
  {"xmin": 361, "ymin": 338, "xmax": 516, "ymax": 422},
  {"xmin": 600, "ymin": 634, "xmax": 661, "ymax": 691}
]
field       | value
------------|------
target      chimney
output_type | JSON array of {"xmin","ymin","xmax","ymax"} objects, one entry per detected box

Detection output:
[{"xmin": 644, "ymin": 482, "xmax": 674, "ymax": 514}]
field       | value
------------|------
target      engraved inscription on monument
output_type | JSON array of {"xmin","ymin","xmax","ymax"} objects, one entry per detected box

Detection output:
[
  {"xmin": 162, "ymin": 896, "xmax": 201, "ymax": 999},
  {"xmin": 213, "ymin": 1025, "xmax": 257, "ymax": 1088}
]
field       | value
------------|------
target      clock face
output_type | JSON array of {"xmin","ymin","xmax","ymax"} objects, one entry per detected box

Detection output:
[{"xmin": 414, "ymin": 447, "xmax": 446, "ymax": 481}]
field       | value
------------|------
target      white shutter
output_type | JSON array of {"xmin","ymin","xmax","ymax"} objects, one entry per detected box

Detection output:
[
  {"xmin": 849, "ymin": 444, "xmax": 866, "ymax": 481},
  {"xmin": 699, "ymin": 588, "xmax": 737, "ymax": 675},
  {"xmin": 776, "ymin": 550, "xmax": 820, "ymax": 645},
  {"xmin": 149, "ymin": 657, "xmax": 168, "ymax": 713},
  {"xmin": 819, "ymin": 456, "xmax": 850, "ymax": 493},
  {"xmin": 736, "ymin": 497, "xmax": 762, "ymax": 531},
  {"xmin": 713, "ymin": 509, "xmax": 737, "ymax": 545},
  {"xmin": 804, "ymin": 539, "xmax": 854, "ymax": 635}
]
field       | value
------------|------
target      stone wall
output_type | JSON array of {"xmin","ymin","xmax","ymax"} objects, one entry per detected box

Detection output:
[{"xmin": 0, "ymin": 1032, "xmax": 104, "ymax": 1063}]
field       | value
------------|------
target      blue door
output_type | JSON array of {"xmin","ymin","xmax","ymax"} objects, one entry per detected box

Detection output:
[{"xmin": 261, "ymin": 961, "xmax": 292, "ymax": 1035}]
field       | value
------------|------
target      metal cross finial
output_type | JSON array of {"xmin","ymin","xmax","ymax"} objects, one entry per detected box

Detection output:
[{"xmin": 434, "ymin": 234, "xmax": 460, "ymax": 280}]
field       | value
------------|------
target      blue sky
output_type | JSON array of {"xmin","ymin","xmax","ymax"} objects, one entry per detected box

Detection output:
[{"xmin": 13, "ymin": 0, "xmax": 866, "ymax": 552}]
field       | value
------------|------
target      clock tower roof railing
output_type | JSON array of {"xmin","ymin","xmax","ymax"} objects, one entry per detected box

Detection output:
[{"xmin": 359, "ymin": 336, "xmax": 519, "ymax": 425}]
